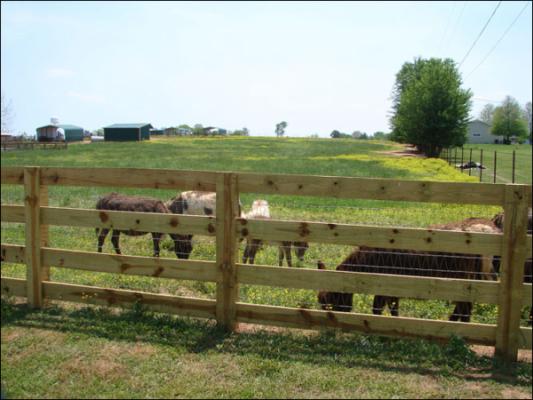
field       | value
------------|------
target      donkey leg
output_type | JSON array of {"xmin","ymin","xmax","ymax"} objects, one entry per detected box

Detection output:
[
  {"xmin": 450, "ymin": 302, "xmax": 472, "ymax": 322},
  {"xmin": 111, "ymin": 230, "xmax": 122, "ymax": 255},
  {"xmin": 388, "ymin": 297, "xmax": 400, "ymax": 317},
  {"xmin": 285, "ymin": 243, "xmax": 293, "ymax": 267},
  {"xmin": 242, "ymin": 242, "xmax": 250, "ymax": 264},
  {"xmin": 97, "ymin": 228, "xmax": 110, "ymax": 253},
  {"xmin": 248, "ymin": 239, "xmax": 261, "ymax": 264},
  {"xmin": 152, "ymin": 233, "xmax": 162, "ymax": 257},
  {"xmin": 278, "ymin": 244, "xmax": 285, "ymax": 266},
  {"xmin": 372, "ymin": 296, "xmax": 386, "ymax": 315}
]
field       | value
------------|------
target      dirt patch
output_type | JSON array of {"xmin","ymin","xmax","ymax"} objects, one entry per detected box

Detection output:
[
  {"xmin": 501, "ymin": 388, "xmax": 531, "ymax": 399},
  {"xmin": 378, "ymin": 145, "xmax": 426, "ymax": 158},
  {"xmin": 470, "ymin": 345, "xmax": 532, "ymax": 363}
]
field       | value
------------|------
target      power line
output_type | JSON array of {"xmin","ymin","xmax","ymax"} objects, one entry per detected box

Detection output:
[
  {"xmin": 445, "ymin": 1, "xmax": 468, "ymax": 53},
  {"xmin": 439, "ymin": 1, "xmax": 457, "ymax": 51},
  {"xmin": 466, "ymin": 2, "xmax": 531, "ymax": 78},
  {"xmin": 458, "ymin": 1, "xmax": 502, "ymax": 68}
]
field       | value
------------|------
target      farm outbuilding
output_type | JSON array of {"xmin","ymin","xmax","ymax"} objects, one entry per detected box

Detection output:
[
  {"xmin": 36, "ymin": 123, "xmax": 84, "ymax": 142},
  {"xmin": 104, "ymin": 123, "xmax": 153, "ymax": 141}
]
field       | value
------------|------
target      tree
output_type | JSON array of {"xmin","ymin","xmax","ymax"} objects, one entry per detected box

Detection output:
[
  {"xmin": 491, "ymin": 96, "xmax": 528, "ymax": 144},
  {"xmin": 230, "ymin": 127, "xmax": 250, "ymax": 136},
  {"xmin": 479, "ymin": 104, "xmax": 495, "ymax": 125},
  {"xmin": 330, "ymin": 130, "xmax": 351, "ymax": 139},
  {"xmin": 389, "ymin": 57, "xmax": 472, "ymax": 157},
  {"xmin": 389, "ymin": 57, "xmax": 426, "ymax": 143},
  {"xmin": 330, "ymin": 130, "xmax": 341, "ymax": 138},
  {"xmin": 1, "ymin": 92, "xmax": 15, "ymax": 133},
  {"xmin": 275, "ymin": 121, "xmax": 287, "ymax": 137},
  {"xmin": 524, "ymin": 101, "xmax": 532, "ymax": 143},
  {"xmin": 373, "ymin": 131, "xmax": 390, "ymax": 140},
  {"xmin": 352, "ymin": 130, "xmax": 364, "ymax": 139},
  {"xmin": 192, "ymin": 124, "xmax": 204, "ymax": 136}
]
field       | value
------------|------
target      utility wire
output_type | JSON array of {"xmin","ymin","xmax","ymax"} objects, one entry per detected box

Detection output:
[
  {"xmin": 458, "ymin": 1, "xmax": 502, "ymax": 68},
  {"xmin": 439, "ymin": 1, "xmax": 457, "ymax": 51},
  {"xmin": 445, "ymin": 1, "xmax": 468, "ymax": 53},
  {"xmin": 466, "ymin": 2, "xmax": 530, "ymax": 78}
]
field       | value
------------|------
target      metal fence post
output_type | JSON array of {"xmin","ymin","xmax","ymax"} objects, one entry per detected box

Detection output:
[
  {"xmin": 512, "ymin": 150, "xmax": 516, "ymax": 183},
  {"xmin": 494, "ymin": 151, "xmax": 497, "ymax": 184},
  {"xmin": 468, "ymin": 149, "xmax": 473, "ymax": 176},
  {"xmin": 479, "ymin": 149, "xmax": 484, "ymax": 182}
]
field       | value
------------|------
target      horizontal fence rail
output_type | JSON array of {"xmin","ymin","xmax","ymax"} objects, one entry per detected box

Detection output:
[
  {"xmin": 1, "ymin": 166, "xmax": 532, "ymax": 364},
  {"xmin": 237, "ymin": 218, "xmax": 505, "ymax": 256}
]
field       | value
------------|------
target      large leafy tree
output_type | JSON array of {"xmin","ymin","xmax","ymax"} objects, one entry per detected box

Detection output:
[
  {"xmin": 491, "ymin": 96, "xmax": 528, "ymax": 143},
  {"xmin": 390, "ymin": 58, "xmax": 472, "ymax": 157}
]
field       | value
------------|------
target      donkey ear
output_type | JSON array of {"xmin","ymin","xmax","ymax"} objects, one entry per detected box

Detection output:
[{"xmin": 317, "ymin": 261, "xmax": 326, "ymax": 270}]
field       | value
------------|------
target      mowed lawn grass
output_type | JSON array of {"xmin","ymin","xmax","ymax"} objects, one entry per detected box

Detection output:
[{"xmin": 1, "ymin": 136, "xmax": 531, "ymax": 398}]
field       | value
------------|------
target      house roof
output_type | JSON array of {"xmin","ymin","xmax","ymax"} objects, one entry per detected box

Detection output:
[
  {"xmin": 468, "ymin": 119, "xmax": 490, "ymax": 126},
  {"xmin": 104, "ymin": 123, "xmax": 153, "ymax": 129}
]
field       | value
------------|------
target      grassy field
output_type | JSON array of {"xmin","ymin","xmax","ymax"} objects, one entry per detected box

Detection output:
[
  {"xmin": 443, "ymin": 144, "xmax": 532, "ymax": 184},
  {"xmin": 1, "ymin": 136, "xmax": 531, "ymax": 398}
]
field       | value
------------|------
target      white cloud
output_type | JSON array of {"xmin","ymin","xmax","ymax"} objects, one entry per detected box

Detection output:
[
  {"xmin": 46, "ymin": 68, "xmax": 75, "ymax": 78},
  {"xmin": 66, "ymin": 91, "xmax": 105, "ymax": 104}
]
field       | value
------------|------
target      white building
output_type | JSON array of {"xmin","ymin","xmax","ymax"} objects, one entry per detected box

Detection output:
[{"xmin": 467, "ymin": 119, "xmax": 504, "ymax": 144}]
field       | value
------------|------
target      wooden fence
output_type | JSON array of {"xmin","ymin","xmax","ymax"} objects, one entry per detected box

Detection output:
[
  {"xmin": 1, "ymin": 166, "xmax": 532, "ymax": 364},
  {"xmin": 1, "ymin": 141, "xmax": 68, "ymax": 152}
]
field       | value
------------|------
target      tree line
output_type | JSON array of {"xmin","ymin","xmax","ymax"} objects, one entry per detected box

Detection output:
[{"xmin": 478, "ymin": 98, "xmax": 531, "ymax": 144}]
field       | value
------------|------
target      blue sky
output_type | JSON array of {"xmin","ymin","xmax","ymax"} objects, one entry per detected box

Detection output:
[{"xmin": 1, "ymin": 1, "xmax": 531, "ymax": 137}]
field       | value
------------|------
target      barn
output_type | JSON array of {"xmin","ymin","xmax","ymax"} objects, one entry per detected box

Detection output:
[
  {"xmin": 104, "ymin": 123, "xmax": 153, "ymax": 141},
  {"xmin": 36, "ymin": 123, "xmax": 84, "ymax": 142}
]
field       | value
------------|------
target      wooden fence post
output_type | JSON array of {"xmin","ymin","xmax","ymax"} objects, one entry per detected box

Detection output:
[
  {"xmin": 495, "ymin": 185, "xmax": 529, "ymax": 363},
  {"xmin": 24, "ymin": 167, "xmax": 45, "ymax": 308},
  {"xmin": 215, "ymin": 172, "xmax": 239, "ymax": 331},
  {"xmin": 41, "ymin": 184, "xmax": 50, "ymax": 280}
]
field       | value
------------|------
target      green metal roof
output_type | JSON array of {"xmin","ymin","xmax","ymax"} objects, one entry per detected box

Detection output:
[
  {"xmin": 104, "ymin": 123, "xmax": 153, "ymax": 129},
  {"xmin": 58, "ymin": 124, "xmax": 83, "ymax": 130}
]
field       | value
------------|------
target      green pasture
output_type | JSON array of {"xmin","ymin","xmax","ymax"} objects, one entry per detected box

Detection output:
[
  {"xmin": 1, "ymin": 137, "xmax": 531, "ymax": 398},
  {"xmin": 443, "ymin": 144, "xmax": 532, "ymax": 184}
]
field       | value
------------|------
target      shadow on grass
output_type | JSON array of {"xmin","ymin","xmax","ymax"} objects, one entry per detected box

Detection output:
[{"xmin": 1, "ymin": 297, "xmax": 531, "ymax": 387}]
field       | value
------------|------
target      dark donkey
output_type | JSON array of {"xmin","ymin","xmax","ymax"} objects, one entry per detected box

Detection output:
[
  {"xmin": 317, "ymin": 244, "xmax": 494, "ymax": 322},
  {"xmin": 96, "ymin": 193, "xmax": 192, "ymax": 259},
  {"xmin": 317, "ymin": 218, "xmax": 498, "ymax": 322}
]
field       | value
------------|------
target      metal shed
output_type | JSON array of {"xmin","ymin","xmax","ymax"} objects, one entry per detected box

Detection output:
[
  {"xmin": 36, "ymin": 123, "xmax": 84, "ymax": 142},
  {"xmin": 58, "ymin": 124, "xmax": 84, "ymax": 142},
  {"xmin": 104, "ymin": 123, "xmax": 153, "ymax": 141}
]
